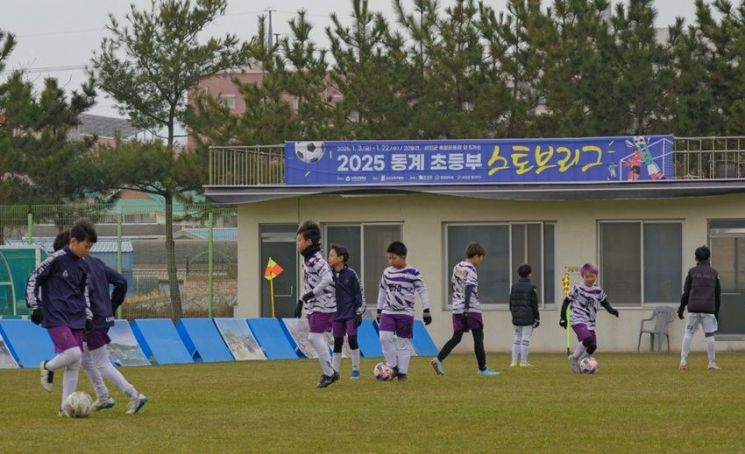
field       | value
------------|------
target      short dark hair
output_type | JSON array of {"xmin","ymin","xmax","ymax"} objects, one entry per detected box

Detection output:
[
  {"xmin": 53, "ymin": 230, "xmax": 70, "ymax": 252},
  {"xmin": 296, "ymin": 220, "xmax": 321, "ymax": 245},
  {"xmin": 518, "ymin": 264, "xmax": 532, "ymax": 278},
  {"xmin": 329, "ymin": 243, "xmax": 349, "ymax": 263},
  {"xmin": 465, "ymin": 242, "xmax": 486, "ymax": 259},
  {"xmin": 386, "ymin": 241, "xmax": 407, "ymax": 257},
  {"xmin": 70, "ymin": 219, "xmax": 97, "ymax": 244},
  {"xmin": 695, "ymin": 245, "xmax": 711, "ymax": 262}
]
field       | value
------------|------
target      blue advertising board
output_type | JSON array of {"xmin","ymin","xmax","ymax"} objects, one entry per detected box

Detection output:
[{"xmin": 284, "ymin": 135, "xmax": 674, "ymax": 185}]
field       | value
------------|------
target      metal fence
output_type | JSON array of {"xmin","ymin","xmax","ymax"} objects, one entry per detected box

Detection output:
[
  {"xmin": 209, "ymin": 145, "xmax": 285, "ymax": 186},
  {"xmin": 673, "ymin": 137, "xmax": 745, "ymax": 179},
  {"xmin": 0, "ymin": 203, "xmax": 237, "ymax": 320},
  {"xmin": 208, "ymin": 138, "xmax": 745, "ymax": 186}
]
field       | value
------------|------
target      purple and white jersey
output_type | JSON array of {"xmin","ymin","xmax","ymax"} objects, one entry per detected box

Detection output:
[
  {"xmin": 377, "ymin": 265, "xmax": 430, "ymax": 317},
  {"xmin": 303, "ymin": 252, "xmax": 335, "ymax": 314},
  {"xmin": 451, "ymin": 261, "xmax": 480, "ymax": 314},
  {"xmin": 568, "ymin": 283, "xmax": 608, "ymax": 328}
]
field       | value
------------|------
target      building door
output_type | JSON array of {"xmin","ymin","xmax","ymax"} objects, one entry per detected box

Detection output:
[
  {"xmin": 709, "ymin": 221, "xmax": 745, "ymax": 336},
  {"xmin": 260, "ymin": 225, "xmax": 298, "ymax": 318}
]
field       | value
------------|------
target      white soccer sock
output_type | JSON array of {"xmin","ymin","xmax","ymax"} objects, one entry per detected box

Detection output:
[
  {"xmin": 520, "ymin": 326, "xmax": 533, "ymax": 364},
  {"xmin": 511, "ymin": 326, "xmax": 521, "ymax": 363},
  {"xmin": 379, "ymin": 331, "xmax": 397, "ymax": 368},
  {"xmin": 82, "ymin": 345, "xmax": 109, "ymax": 400},
  {"xmin": 351, "ymin": 349, "xmax": 360, "ymax": 370},
  {"xmin": 397, "ymin": 338, "xmax": 412, "ymax": 374},
  {"xmin": 572, "ymin": 343, "xmax": 587, "ymax": 360},
  {"xmin": 46, "ymin": 346, "xmax": 82, "ymax": 371},
  {"xmin": 60, "ymin": 356, "xmax": 82, "ymax": 408},
  {"xmin": 332, "ymin": 352, "xmax": 342, "ymax": 373},
  {"xmin": 308, "ymin": 333, "xmax": 334, "ymax": 376},
  {"xmin": 90, "ymin": 346, "xmax": 138, "ymax": 399},
  {"xmin": 706, "ymin": 336, "xmax": 716, "ymax": 363},
  {"xmin": 681, "ymin": 331, "xmax": 694, "ymax": 361}
]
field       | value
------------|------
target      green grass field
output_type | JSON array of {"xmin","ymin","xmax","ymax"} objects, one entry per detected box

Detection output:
[{"xmin": 2, "ymin": 353, "xmax": 744, "ymax": 453}]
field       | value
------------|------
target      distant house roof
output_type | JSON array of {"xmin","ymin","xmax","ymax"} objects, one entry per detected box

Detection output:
[
  {"xmin": 76, "ymin": 114, "xmax": 139, "ymax": 139},
  {"xmin": 173, "ymin": 228, "xmax": 237, "ymax": 241},
  {"xmin": 6, "ymin": 238, "xmax": 134, "ymax": 253}
]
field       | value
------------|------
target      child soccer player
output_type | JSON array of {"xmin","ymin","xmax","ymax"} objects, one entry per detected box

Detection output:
[
  {"xmin": 431, "ymin": 242, "xmax": 498, "ymax": 376},
  {"xmin": 509, "ymin": 264, "xmax": 540, "ymax": 367},
  {"xmin": 295, "ymin": 220, "xmax": 337, "ymax": 388},
  {"xmin": 377, "ymin": 241, "xmax": 432, "ymax": 381},
  {"xmin": 559, "ymin": 262, "xmax": 619, "ymax": 373},
  {"xmin": 52, "ymin": 231, "xmax": 148, "ymax": 414},
  {"xmin": 328, "ymin": 243, "xmax": 365, "ymax": 380},
  {"xmin": 26, "ymin": 219, "xmax": 95, "ymax": 415},
  {"xmin": 678, "ymin": 245, "xmax": 721, "ymax": 370}
]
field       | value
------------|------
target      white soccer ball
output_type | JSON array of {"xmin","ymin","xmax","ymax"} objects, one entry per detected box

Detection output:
[
  {"xmin": 579, "ymin": 356, "xmax": 599, "ymax": 374},
  {"xmin": 633, "ymin": 136, "xmax": 647, "ymax": 149},
  {"xmin": 294, "ymin": 141, "xmax": 325, "ymax": 164},
  {"xmin": 62, "ymin": 391, "xmax": 93, "ymax": 418},
  {"xmin": 374, "ymin": 362, "xmax": 395, "ymax": 381}
]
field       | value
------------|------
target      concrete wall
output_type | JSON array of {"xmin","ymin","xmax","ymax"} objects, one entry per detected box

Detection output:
[{"xmin": 236, "ymin": 193, "xmax": 745, "ymax": 354}]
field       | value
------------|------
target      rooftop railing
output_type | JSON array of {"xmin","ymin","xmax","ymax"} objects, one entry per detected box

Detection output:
[{"xmin": 208, "ymin": 137, "xmax": 745, "ymax": 187}]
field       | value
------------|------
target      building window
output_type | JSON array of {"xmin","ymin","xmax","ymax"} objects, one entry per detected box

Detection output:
[
  {"xmin": 599, "ymin": 221, "xmax": 682, "ymax": 306},
  {"xmin": 445, "ymin": 222, "xmax": 555, "ymax": 306},
  {"xmin": 324, "ymin": 223, "xmax": 402, "ymax": 307},
  {"xmin": 219, "ymin": 95, "xmax": 236, "ymax": 109}
]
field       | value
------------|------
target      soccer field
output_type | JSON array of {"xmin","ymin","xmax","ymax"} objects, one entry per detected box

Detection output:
[{"xmin": 2, "ymin": 353, "xmax": 744, "ymax": 453}]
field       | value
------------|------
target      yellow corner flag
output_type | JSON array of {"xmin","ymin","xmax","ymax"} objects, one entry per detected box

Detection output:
[{"xmin": 264, "ymin": 258, "xmax": 284, "ymax": 281}]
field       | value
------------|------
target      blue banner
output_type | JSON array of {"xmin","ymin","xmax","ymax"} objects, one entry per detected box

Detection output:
[{"xmin": 284, "ymin": 136, "xmax": 674, "ymax": 185}]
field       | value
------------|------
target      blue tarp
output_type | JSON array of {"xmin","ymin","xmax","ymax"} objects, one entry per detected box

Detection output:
[
  {"xmin": 131, "ymin": 319, "xmax": 193, "ymax": 364},
  {"xmin": 0, "ymin": 320, "xmax": 54, "ymax": 368},
  {"xmin": 176, "ymin": 318, "xmax": 233, "ymax": 363},
  {"xmin": 247, "ymin": 318, "xmax": 300, "ymax": 360}
]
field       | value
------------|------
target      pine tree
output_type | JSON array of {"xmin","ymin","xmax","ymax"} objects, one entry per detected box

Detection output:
[{"xmin": 89, "ymin": 0, "xmax": 248, "ymax": 318}]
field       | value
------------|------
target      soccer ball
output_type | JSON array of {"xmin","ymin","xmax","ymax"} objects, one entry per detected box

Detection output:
[
  {"xmin": 294, "ymin": 141, "xmax": 325, "ymax": 164},
  {"xmin": 633, "ymin": 135, "xmax": 647, "ymax": 149},
  {"xmin": 62, "ymin": 391, "xmax": 93, "ymax": 418},
  {"xmin": 374, "ymin": 362, "xmax": 395, "ymax": 381},
  {"xmin": 579, "ymin": 356, "xmax": 599, "ymax": 374}
]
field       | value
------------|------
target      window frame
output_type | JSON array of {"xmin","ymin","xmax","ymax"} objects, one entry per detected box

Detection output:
[
  {"xmin": 323, "ymin": 222, "xmax": 403, "ymax": 310},
  {"xmin": 443, "ymin": 221, "xmax": 556, "ymax": 310},
  {"xmin": 597, "ymin": 219, "xmax": 684, "ymax": 307}
]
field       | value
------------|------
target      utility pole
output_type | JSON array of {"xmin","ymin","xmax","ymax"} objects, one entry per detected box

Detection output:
[{"xmin": 265, "ymin": 8, "xmax": 276, "ymax": 48}]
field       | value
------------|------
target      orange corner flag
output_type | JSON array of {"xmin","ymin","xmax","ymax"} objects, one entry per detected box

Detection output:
[{"xmin": 264, "ymin": 257, "xmax": 284, "ymax": 281}]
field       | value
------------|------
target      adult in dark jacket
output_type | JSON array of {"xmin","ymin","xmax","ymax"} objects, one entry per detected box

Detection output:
[
  {"xmin": 678, "ymin": 245, "xmax": 721, "ymax": 370},
  {"xmin": 509, "ymin": 264, "xmax": 540, "ymax": 367}
]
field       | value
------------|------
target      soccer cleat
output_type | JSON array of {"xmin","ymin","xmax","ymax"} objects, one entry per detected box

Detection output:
[
  {"xmin": 317, "ymin": 374, "xmax": 337, "ymax": 388},
  {"xmin": 126, "ymin": 394, "xmax": 148, "ymax": 415},
  {"xmin": 707, "ymin": 362, "xmax": 721, "ymax": 370},
  {"xmin": 509, "ymin": 362, "xmax": 518, "ymax": 367},
  {"xmin": 58, "ymin": 408, "xmax": 69, "ymax": 418},
  {"xmin": 39, "ymin": 361, "xmax": 54, "ymax": 392},
  {"xmin": 430, "ymin": 358, "xmax": 445, "ymax": 375},
  {"xmin": 678, "ymin": 360, "xmax": 688, "ymax": 371},
  {"xmin": 519, "ymin": 362, "xmax": 534, "ymax": 368},
  {"xmin": 92, "ymin": 397, "xmax": 115, "ymax": 411},
  {"xmin": 396, "ymin": 373, "xmax": 408, "ymax": 382},
  {"xmin": 477, "ymin": 368, "xmax": 500, "ymax": 376},
  {"xmin": 568, "ymin": 355, "xmax": 580, "ymax": 373},
  {"xmin": 350, "ymin": 368, "xmax": 361, "ymax": 380}
]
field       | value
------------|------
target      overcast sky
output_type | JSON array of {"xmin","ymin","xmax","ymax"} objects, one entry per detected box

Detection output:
[{"xmin": 1, "ymin": 0, "xmax": 702, "ymax": 118}]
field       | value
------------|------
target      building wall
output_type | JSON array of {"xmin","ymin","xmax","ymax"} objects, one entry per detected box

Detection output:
[{"xmin": 236, "ymin": 193, "xmax": 745, "ymax": 353}]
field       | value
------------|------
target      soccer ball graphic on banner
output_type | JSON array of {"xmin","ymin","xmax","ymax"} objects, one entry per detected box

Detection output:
[
  {"xmin": 62, "ymin": 391, "xmax": 93, "ymax": 418},
  {"xmin": 579, "ymin": 356, "xmax": 599, "ymax": 374},
  {"xmin": 294, "ymin": 141, "xmax": 325, "ymax": 164},
  {"xmin": 374, "ymin": 362, "xmax": 395, "ymax": 381}
]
